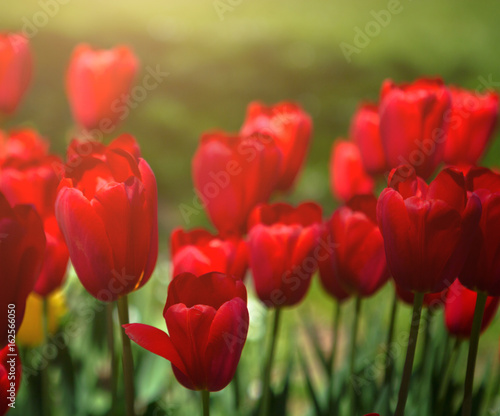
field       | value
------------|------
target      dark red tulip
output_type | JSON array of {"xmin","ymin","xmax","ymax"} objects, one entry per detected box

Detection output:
[
  {"xmin": 0, "ymin": 344, "xmax": 22, "ymax": 414},
  {"xmin": 379, "ymin": 78, "xmax": 451, "ymax": 179},
  {"xmin": 0, "ymin": 33, "xmax": 32, "ymax": 116},
  {"xmin": 247, "ymin": 202, "xmax": 322, "ymax": 307},
  {"xmin": 459, "ymin": 167, "xmax": 500, "ymax": 295},
  {"xmin": 240, "ymin": 101, "xmax": 312, "ymax": 191},
  {"xmin": 66, "ymin": 44, "xmax": 139, "ymax": 130},
  {"xmin": 377, "ymin": 166, "xmax": 481, "ymax": 293},
  {"xmin": 192, "ymin": 131, "xmax": 281, "ymax": 236},
  {"xmin": 395, "ymin": 284, "xmax": 447, "ymax": 308},
  {"xmin": 321, "ymin": 195, "xmax": 389, "ymax": 297},
  {"xmin": 55, "ymin": 135, "xmax": 158, "ymax": 302},
  {"xmin": 444, "ymin": 87, "xmax": 498, "ymax": 167},
  {"xmin": 124, "ymin": 272, "xmax": 249, "ymax": 392},
  {"xmin": 330, "ymin": 140, "xmax": 374, "ymax": 202},
  {"xmin": 0, "ymin": 193, "xmax": 46, "ymax": 347},
  {"xmin": 350, "ymin": 102, "xmax": 387, "ymax": 175}
]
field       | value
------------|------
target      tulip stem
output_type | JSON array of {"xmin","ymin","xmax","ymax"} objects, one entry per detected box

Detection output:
[
  {"xmin": 461, "ymin": 291, "xmax": 488, "ymax": 416},
  {"xmin": 349, "ymin": 297, "xmax": 362, "ymax": 413},
  {"xmin": 394, "ymin": 291, "xmax": 424, "ymax": 416},
  {"xmin": 437, "ymin": 338, "xmax": 462, "ymax": 414},
  {"xmin": 260, "ymin": 307, "xmax": 282, "ymax": 416},
  {"xmin": 42, "ymin": 297, "xmax": 51, "ymax": 416},
  {"xmin": 107, "ymin": 303, "xmax": 118, "ymax": 415},
  {"xmin": 201, "ymin": 390, "xmax": 210, "ymax": 416},
  {"xmin": 327, "ymin": 302, "xmax": 342, "ymax": 414},
  {"xmin": 117, "ymin": 295, "xmax": 135, "ymax": 416},
  {"xmin": 231, "ymin": 367, "xmax": 241, "ymax": 412},
  {"xmin": 383, "ymin": 290, "xmax": 398, "ymax": 391}
]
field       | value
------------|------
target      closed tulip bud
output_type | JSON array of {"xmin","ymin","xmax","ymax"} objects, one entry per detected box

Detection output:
[
  {"xmin": 0, "ymin": 344, "xmax": 22, "ymax": 414},
  {"xmin": 240, "ymin": 101, "xmax": 312, "ymax": 191},
  {"xmin": 66, "ymin": 44, "xmax": 139, "ymax": 131},
  {"xmin": 379, "ymin": 78, "xmax": 451, "ymax": 179},
  {"xmin": 55, "ymin": 135, "xmax": 158, "ymax": 302},
  {"xmin": 247, "ymin": 202, "xmax": 322, "ymax": 308},
  {"xmin": 124, "ymin": 272, "xmax": 249, "ymax": 392}
]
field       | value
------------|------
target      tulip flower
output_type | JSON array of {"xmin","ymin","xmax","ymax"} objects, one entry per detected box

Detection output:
[
  {"xmin": 55, "ymin": 134, "xmax": 158, "ymax": 302},
  {"xmin": 379, "ymin": 78, "xmax": 451, "ymax": 179},
  {"xmin": 247, "ymin": 202, "xmax": 322, "ymax": 308},
  {"xmin": 444, "ymin": 87, "xmax": 498, "ymax": 167},
  {"xmin": 0, "ymin": 344, "xmax": 21, "ymax": 414},
  {"xmin": 0, "ymin": 33, "xmax": 32, "ymax": 116},
  {"xmin": 66, "ymin": 44, "xmax": 139, "ymax": 131},
  {"xmin": 350, "ymin": 102, "xmax": 387, "ymax": 175},
  {"xmin": 330, "ymin": 140, "xmax": 374, "ymax": 202},
  {"xmin": 0, "ymin": 129, "xmax": 49, "ymax": 163},
  {"xmin": 171, "ymin": 227, "xmax": 248, "ymax": 280},
  {"xmin": 124, "ymin": 272, "xmax": 249, "ymax": 392},
  {"xmin": 192, "ymin": 131, "xmax": 281, "ymax": 236},
  {"xmin": 0, "ymin": 192, "xmax": 46, "ymax": 347},
  {"xmin": 240, "ymin": 101, "xmax": 312, "ymax": 191}
]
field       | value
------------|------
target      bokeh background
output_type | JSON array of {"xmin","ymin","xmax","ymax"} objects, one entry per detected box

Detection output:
[{"xmin": 2, "ymin": 1, "xmax": 500, "ymax": 415}]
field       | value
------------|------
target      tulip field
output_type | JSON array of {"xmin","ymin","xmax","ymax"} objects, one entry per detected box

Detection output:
[{"xmin": 2, "ymin": 1, "xmax": 500, "ymax": 416}]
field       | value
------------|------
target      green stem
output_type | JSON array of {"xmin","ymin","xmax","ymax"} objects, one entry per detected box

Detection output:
[
  {"xmin": 383, "ymin": 290, "xmax": 398, "ymax": 389},
  {"xmin": 201, "ymin": 390, "xmax": 210, "ymax": 416},
  {"xmin": 437, "ymin": 338, "xmax": 462, "ymax": 414},
  {"xmin": 461, "ymin": 291, "xmax": 488, "ymax": 416},
  {"xmin": 117, "ymin": 295, "xmax": 135, "ymax": 416},
  {"xmin": 260, "ymin": 308, "xmax": 282, "ymax": 416},
  {"xmin": 349, "ymin": 297, "xmax": 362, "ymax": 413},
  {"xmin": 328, "ymin": 302, "xmax": 342, "ymax": 414},
  {"xmin": 42, "ymin": 297, "xmax": 51, "ymax": 416},
  {"xmin": 107, "ymin": 303, "xmax": 118, "ymax": 415},
  {"xmin": 394, "ymin": 291, "xmax": 424, "ymax": 416},
  {"xmin": 231, "ymin": 367, "xmax": 241, "ymax": 412}
]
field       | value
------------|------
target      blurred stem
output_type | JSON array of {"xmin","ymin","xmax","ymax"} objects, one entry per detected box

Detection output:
[
  {"xmin": 107, "ymin": 303, "xmax": 118, "ymax": 415},
  {"xmin": 383, "ymin": 290, "xmax": 398, "ymax": 390},
  {"xmin": 327, "ymin": 302, "xmax": 342, "ymax": 414},
  {"xmin": 260, "ymin": 307, "xmax": 282, "ymax": 416},
  {"xmin": 117, "ymin": 295, "xmax": 135, "ymax": 416},
  {"xmin": 349, "ymin": 297, "xmax": 362, "ymax": 413},
  {"xmin": 394, "ymin": 291, "xmax": 424, "ymax": 416},
  {"xmin": 201, "ymin": 390, "xmax": 210, "ymax": 416},
  {"xmin": 231, "ymin": 367, "xmax": 241, "ymax": 412},
  {"xmin": 437, "ymin": 338, "xmax": 462, "ymax": 414},
  {"xmin": 461, "ymin": 291, "xmax": 487, "ymax": 416},
  {"xmin": 419, "ymin": 307, "xmax": 434, "ymax": 367},
  {"xmin": 42, "ymin": 297, "xmax": 51, "ymax": 416}
]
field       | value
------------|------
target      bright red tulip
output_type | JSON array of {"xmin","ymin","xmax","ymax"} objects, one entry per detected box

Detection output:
[
  {"xmin": 0, "ymin": 193, "xmax": 46, "ymax": 347},
  {"xmin": 240, "ymin": 101, "xmax": 312, "ymax": 191},
  {"xmin": 350, "ymin": 102, "xmax": 387, "ymax": 175},
  {"xmin": 124, "ymin": 272, "xmax": 249, "ymax": 392},
  {"xmin": 66, "ymin": 44, "xmax": 139, "ymax": 131},
  {"xmin": 379, "ymin": 78, "xmax": 451, "ymax": 179},
  {"xmin": 459, "ymin": 167, "xmax": 500, "ymax": 295},
  {"xmin": 0, "ymin": 33, "xmax": 32, "ymax": 116},
  {"xmin": 444, "ymin": 87, "xmax": 498, "ymax": 167},
  {"xmin": 55, "ymin": 135, "xmax": 158, "ymax": 302},
  {"xmin": 330, "ymin": 140, "xmax": 374, "ymax": 202},
  {"xmin": 0, "ymin": 344, "xmax": 21, "ymax": 414},
  {"xmin": 247, "ymin": 202, "xmax": 322, "ymax": 307},
  {"xmin": 377, "ymin": 166, "xmax": 481, "ymax": 293},
  {"xmin": 0, "ymin": 129, "xmax": 48, "ymax": 164},
  {"xmin": 395, "ymin": 284, "xmax": 447, "ymax": 308},
  {"xmin": 171, "ymin": 228, "xmax": 248, "ymax": 280},
  {"xmin": 192, "ymin": 131, "xmax": 281, "ymax": 236},
  {"xmin": 445, "ymin": 280, "xmax": 499, "ymax": 338}
]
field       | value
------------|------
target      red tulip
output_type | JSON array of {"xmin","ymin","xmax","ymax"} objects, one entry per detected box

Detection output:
[
  {"xmin": 350, "ymin": 102, "xmax": 387, "ymax": 175},
  {"xmin": 395, "ymin": 284, "xmax": 447, "ymax": 308},
  {"xmin": 124, "ymin": 272, "xmax": 249, "ymax": 392},
  {"xmin": 459, "ymin": 167, "xmax": 500, "ymax": 295},
  {"xmin": 192, "ymin": 131, "xmax": 281, "ymax": 236},
  {"xmin": 0, "ymin": 192, "xmax": 46, "ymax": 347},
  {"xmin": 377, "ymin": 166, "xmax": 481, "ymax": 293},
  {"xmin": 379, "ymin": 78, "xmax": 451, "ymax": 179},
  {"xmin": 247, "ymin": 202, "xmax": 322, "ymax": 307},
  {"xmin": 171, "ymin": 228, "xmax": 248, "ymax": 280},
  {"xmin": 55, "ymin": 135, "xmax": 158, "ymax": 301},
  {"xmin": 445, "ymin": 280, "xmax": 499, "ymax": 338},
  {"xmin": 240, "ymin": 101, "xmax": 312, "ymax": 191},
  {"xmin": 444, "ymin": 87, "xmax": 498, "ymax": 167},
  {"xmin": 0, "ymin": 344, "xmax": 21, "ymax": 414},
  {"xmin": 322, "ymin": 195, "xmax": 389, "ymax": 297},
  {"xmin": 330, "ymin": 140, "xmax": 374, "ymax": 202},
  {"xmin": 0, "ymin": 33, "xmax": 32, "ymax": 116},
  {"xmin": 0, "ymin": 129, "xmax": 48, "ymax": 164},
  {"xmin": 66, "ymin": 44, "xmax": 139, "ymax": 131}
]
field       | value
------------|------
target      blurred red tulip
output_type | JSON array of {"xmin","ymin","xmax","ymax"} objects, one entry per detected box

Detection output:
[
  {"xmin": 55, "ymin": 135, "xmax": 158, "ymax": 302},
  {"xmin": 0, "ymin": 344, "xmax": 21, "ymax": 414},
  {"xmin": 377, "ymin": 166, "xmax": 481, "ymax": 293},
  {"xmin": 395, "ymin": 283, "xmax": 447, "ymax": 308},
  {"xmin": 124, "ymin": 272, "xmax": 249, "ymax": 392},
  {"xmin": 66, "ymin": 44, "xmax": 139, "ymax": 131},
  {"xmin": 330, "ymin": 140, "xmax": 374, "ymax": 202},
  {"xmin": 192, "ymin": 131, "xmax": 281, "ymax": 236},
  {"xmin": 170, "ymin": 227, "xmax": 248, "ymax": 280},
  {"xmin": 350, "ymin": 102, "xmax": 387, "ymax": 175},
  {"xmin": 247, "ymin": 202, "xmax": 322, "ymax": 307},
  {"xmin": 0, "ymin": 192, "xmax": 46, "ymax": 347},
  {"xmin": 240, "ymin": 101, "xmax": 312, "ymax": 191},
  {"xmin": 444, "ymin": 87, "xmax": 498, "ymax": 167},
  {"xmin": 0, "ymin": 33, "xmax": 32, "ymax": 116},
  {"xmin": 459, "ymin": 167, "xmax": 500, "ymax": 295},
  {"xmin": 379, "ymin": 78, "xmax": 451, "ymax": 179},
  {"xmin": 445, "ymin": 280, "xmax": 499, "ymax": 338},
  {"xmin": 0, "ymin": 129, "xmax": 49, "ymax": 164}
]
